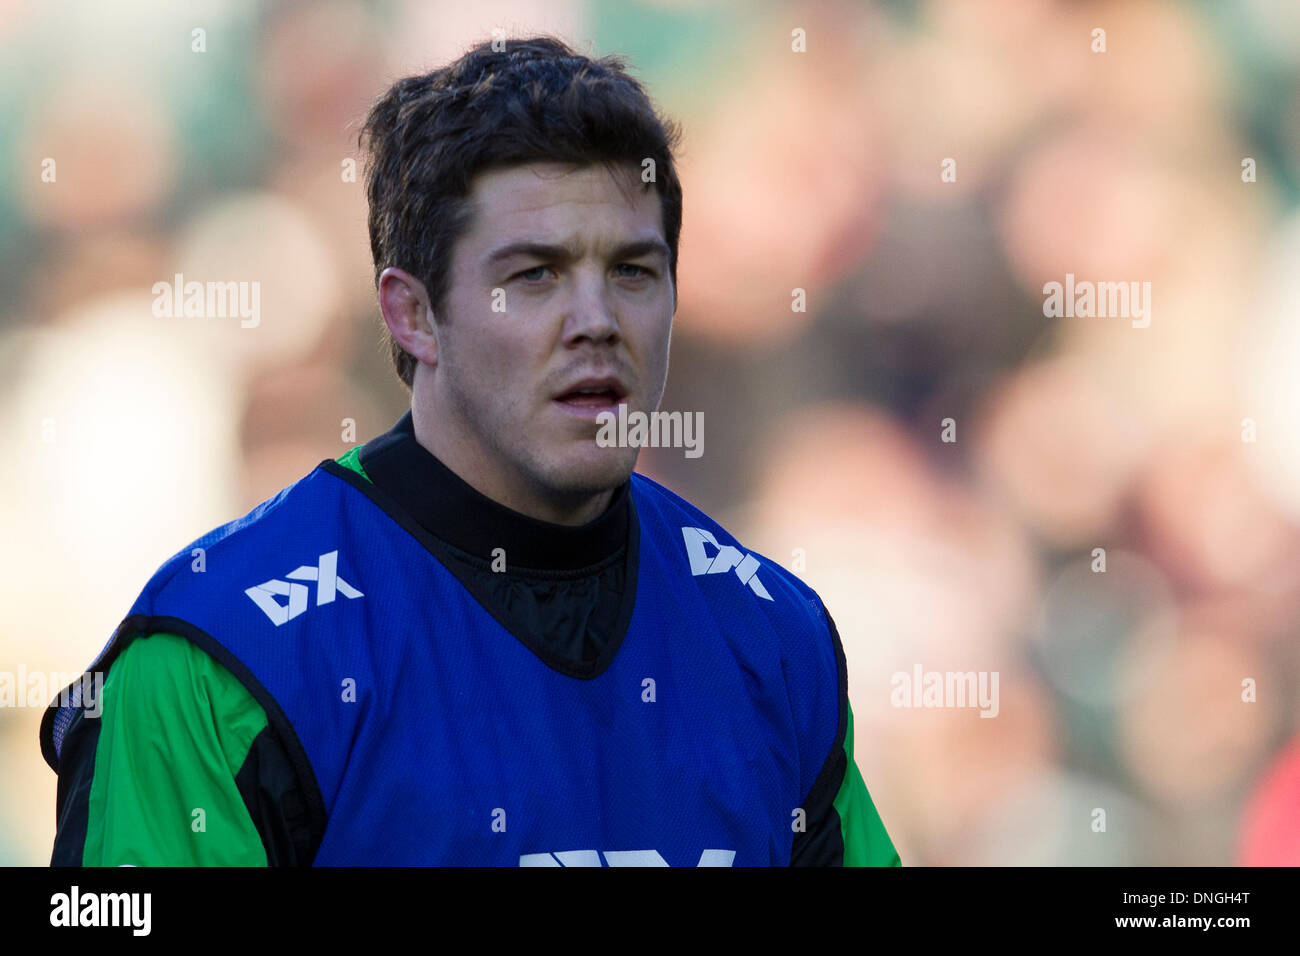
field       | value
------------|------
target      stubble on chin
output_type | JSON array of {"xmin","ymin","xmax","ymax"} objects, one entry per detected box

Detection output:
[{"xmin": 530, "ymin": 443, "xmax": 637, "ymax": 502}]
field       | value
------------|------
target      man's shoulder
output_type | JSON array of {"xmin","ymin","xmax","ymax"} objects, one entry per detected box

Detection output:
[
  {"xmin": 629, "ymin": 470, "xmax": 829, "ymax": 625},
  {"xmin": 146, "ymin": 459, "xmax": 347, "ymax": 597},
  {"xmin": 107, "ymin": 631, "xmax": 266, "ymax": 726}
]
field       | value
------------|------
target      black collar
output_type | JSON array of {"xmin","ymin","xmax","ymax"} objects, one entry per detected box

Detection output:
[{"xmin": 357, "ymin": 410, "xmax": 630, "ymax": 571}]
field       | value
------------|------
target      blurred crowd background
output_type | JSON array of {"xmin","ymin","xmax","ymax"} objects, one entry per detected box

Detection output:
[{"xmin": 3, "ymin": 0, "xmax": 1300, "ymax": 866}]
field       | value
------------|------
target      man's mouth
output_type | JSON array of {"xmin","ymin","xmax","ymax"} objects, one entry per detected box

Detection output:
[
  {"xmin": 553, "ymin": 377, "xmax": 629, "ymax": 418},
  {"xmin": 556, "ymin": 388, "xmax": 620, "ymax": 408}
]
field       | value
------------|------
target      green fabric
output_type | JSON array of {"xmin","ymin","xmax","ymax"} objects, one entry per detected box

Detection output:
[
  {"xmin": 334, "ymin": 445, "xmax": 372, "ymax": 482},
  {"xmin": 834, "ymin": 701, "xmax": 902, "ymax": 866},
  {"xmin": 83, "ymin": 632, "xmax": 269, "ymax": 865}
]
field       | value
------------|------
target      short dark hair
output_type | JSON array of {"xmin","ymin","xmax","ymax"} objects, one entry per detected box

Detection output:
[{"xmin": 358, "ymin": 35, "xmax": 684, "ymax": 390}]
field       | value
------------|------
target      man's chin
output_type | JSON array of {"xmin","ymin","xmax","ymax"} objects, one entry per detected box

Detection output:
[{"xmin": 543, "ymin": 445, "xmax": 638, "ymax": 498}]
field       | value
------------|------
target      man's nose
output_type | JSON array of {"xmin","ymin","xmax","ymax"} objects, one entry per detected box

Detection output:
[{"xmin": 563, "ymin": 269, "xmax": 621, "ymax": 345}]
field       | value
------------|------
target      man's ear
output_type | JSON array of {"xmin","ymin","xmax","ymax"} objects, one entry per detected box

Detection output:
[{"xmin": 378, "ymin": 267, "xmax": 438, "ymax": 365}]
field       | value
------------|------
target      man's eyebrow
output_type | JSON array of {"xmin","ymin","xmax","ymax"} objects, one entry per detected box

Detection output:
[{"xmin": 485, "ymin": 238, "xmax": 670, "ymax": 267}]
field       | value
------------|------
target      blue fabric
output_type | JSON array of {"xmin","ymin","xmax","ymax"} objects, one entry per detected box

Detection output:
[{"xmin": 115, "ymin": 465, "xmax": 841, "ymax": 866}]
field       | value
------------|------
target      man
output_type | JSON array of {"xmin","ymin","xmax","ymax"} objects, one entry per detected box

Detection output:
[{"xmin": 41, "ymin": 36, "xmax": 900, "ymax": 867}]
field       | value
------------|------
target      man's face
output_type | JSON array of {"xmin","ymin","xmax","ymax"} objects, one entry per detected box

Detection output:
[{"xmin": 431, "ymin": 161, "xmax": 674, "ymax": 507}]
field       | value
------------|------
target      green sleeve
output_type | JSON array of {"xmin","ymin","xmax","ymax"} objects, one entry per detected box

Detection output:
[
  {"xmin": 833, "ymin": 701, "xmax": 902, "ymax": 866},
  {"xmin": 82, "ymin": 632, "xmax": 270, "ymax": 866}
]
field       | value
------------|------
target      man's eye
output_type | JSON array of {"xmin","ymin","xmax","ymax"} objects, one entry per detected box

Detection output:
[
  {"xmin": 516, "ymin": 266, "xmax": 550, "ymax": 282},
  {"xmin": 617, "ymin": 264, "xmax": 651, "ymax": 278}
]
